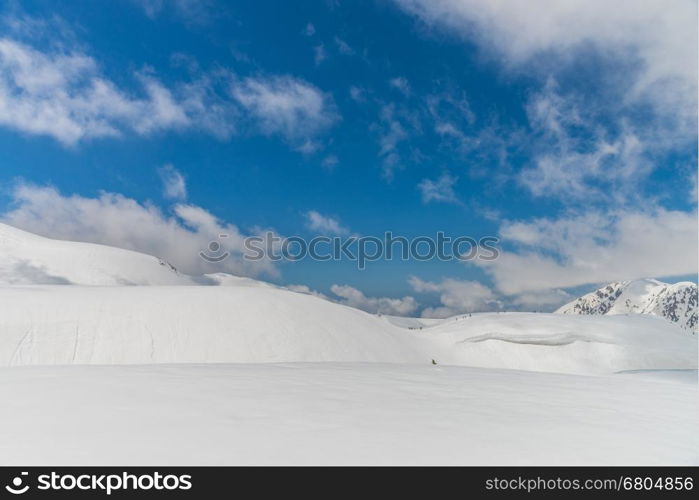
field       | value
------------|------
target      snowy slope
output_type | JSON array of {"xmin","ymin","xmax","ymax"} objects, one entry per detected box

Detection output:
[
  {"xmin": 0, "ymin": 223, "xmax": 697, "ymax": 466},
  {"xmin": 0, "ymin": 223, "xmax": 696, "ymax": 375},
  {"xmin": 0, "ymin": 285, "xmax": 426, "ymax": 366},
  {"xmin": 421, "ymin": 312, "xmax": 697, "ymax": 374},
  {"xmin": 1, "ymin": 363, "xmax": 696, "ymax": 465},
  {"xmin": 556, "ymin": 279, "xmax": 698, "ymax": 333},
  {"xmin": 0, "ymin": 286, "xmax": 695, "ymax": 374},
  {"xmin": 0, "ymin": 222, "xmax": 199, "ymax": 285}
]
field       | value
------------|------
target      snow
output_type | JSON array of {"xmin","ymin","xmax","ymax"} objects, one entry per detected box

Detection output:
[
  {"xmin": 0, "ymin": 285, "xmax": 425, "ymax": 366},
  {"xmin": 0, "ymin": 222, "xmax": 198, "ymax": 285},
  {"xmin": 0, "ymin": 222, "xmax": 267, "ymax": 287},
  {"xmin": 0, "ymin": 363, "xmax": 695, "ymax": 465},
  {"xmin": 380, "ymin": 314, "xmax": 444, "ymax": 329},
  {"xmin": 1, "ymin": 286, "xmax": 696, "ymax": 375},
  {"xmin": 556, "ymin": 278, "xmax": 698, "ymax": 332},
  {"xmin": 0, "ymin": 223, "xmax": 697, "ymax": 465},
  {"xmin": 421, "ymin": 312, "xmax": 697, "ymax": 375}
]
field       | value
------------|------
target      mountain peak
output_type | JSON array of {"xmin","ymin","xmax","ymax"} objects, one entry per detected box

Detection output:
[{"xmin": 556, "ymin": 279, "xmax": 697, "ymax": 333}]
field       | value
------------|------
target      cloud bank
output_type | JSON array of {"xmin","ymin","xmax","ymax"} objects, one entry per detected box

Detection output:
[
  {"xmin": 1, "ymin": 183, "xmax": 280, "ymax": 278},
  {"xmin": 477, "ymin": 209, "xmax": 698, "ymax": 295},
  {"xmin": 393, "ymin": 0, "xmax": 697, "ymax": 118}
]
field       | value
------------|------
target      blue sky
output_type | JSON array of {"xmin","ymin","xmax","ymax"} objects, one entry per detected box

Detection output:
[{"xmin": 0, "ymin": 0, "xmax": 696, "ymax": 316}]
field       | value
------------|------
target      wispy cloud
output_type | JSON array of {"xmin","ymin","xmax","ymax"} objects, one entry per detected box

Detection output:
[
  {"xmin": 158, "ymin": 164, "xmax": 187, "ymax": 201},
  {"xmin": 393, "ymin": 0, "xmax": 697, "ymax": 202},
  {"xmin": 334, "ymin": 36, "xmax": 355, "ymax": 56},
  {"xmin": 0, "ymin": 37, "xmax": 234, "ymax": 145},
  {"xmin": 349, "ymin": 86, "xmax": 366, "ymax": 103},
  {"xmin": 231, "ymin": 75, "xmax": 339, "ymax": 151},
  {"xmin": 518, "ymin": 79, "xmax": 652, "ymax": 202},
  {"xmin": 133, "ymin": 0, "xmax": 215, "ymax": 24},
  {"xmin": 0, "ymin": 19, "xmax": 338, "ymax": 153},
  {"xmin": 321, "ymin": 154, "xmax": 339, "ymax": 169},
  {"xmin": 389, "ymin": 76, "xmax": 411, "ymax": 97},
  {"xmin": 304, "ymin": 210, "xmax": 349, "ymax": 235},
  {"xmin": 372, "ymin": 103, "xmax": 419, "ymax": 180},
  {"xmin": 418, "ymin": 173, "xmax": 460, "ymax": 204},
  {"xmin": 313, "ymin": 44, "xmax": 327, "ymax": 66},
  {"xmin": 302, "ymin": 22, "xmax": 316, "ymax": 37}
]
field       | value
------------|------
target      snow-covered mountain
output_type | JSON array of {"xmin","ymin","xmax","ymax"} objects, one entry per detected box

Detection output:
[
  {"xmin": 556, "ymin": 279, "xmax": 698, "ymax": 333},
  {"xmin": 0, "ymin": 222, "xmax": 201, "ymax": 285},
  {"xmin": 0, "ymin": 222, "xmax": 290, "ymax": 288},
  {"xmin": 1, "ymin": 223, "xmax": 697, "ymax": 465},
  {"xmin": 0, "ymin": 222, "xmax": 696, "ymax": 374}
]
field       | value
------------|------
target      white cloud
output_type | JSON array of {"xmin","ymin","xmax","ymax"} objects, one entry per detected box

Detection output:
[
  {"xmin": 158, "ymin": 164, "xmax": 187, "ymax": 200},
  {"xmin": 392, "ymin": 0, "xmax": 697, "ymax": 118},
  {"xmin": 349, "ymin": 86, "xmax": 365, "ymax": 103},
  {"xmin": 373, "ymin": 103, "xmax": 417, "ymax": 180},
  {"xmin": 1, "ymin": 183, "xmax": 279, "ymax": 278},
  {"xmin": 409, "ymin": 276, "xmax": 501, "ymax": 318},
  {"xmin": 286, "ymin": 284, "xmax": 328, "ymax": 299},
  {"xmin": 393, "ymin": 1, "xmax": 697, "ymax": 202},
  {"xmin": 134, "ymin": 0, "xmax": 213, "ymax": 24},
  {"xmin": 518, "ymin": 79, "xmax": 651, "ymax": 200},
  {"xmin": 0, "ymin": 22, "xmax": 339, "ymax": 152},
  {"xmin": 304, "ymin": 210, "xmax": 349, "ymax": 235},
  {"xmin": 321, "ymin": 154, "xmax": 339, "ymax": 169},
  {"xmin": 334, "ymin": 37, "xmax": 355, "ymax": 56},
  {"xmin": 330, "ymin": 284, "xmax": 419, "ymax": 316},
  {"xmin": 510, "ymin": 289, "xmax": 572, "ymax": 309},
  {"xmin": 313, "ymin": 44, "xmax": 327, "ymax": 66},
  {"xmin": 230, "ymin": 75, "xmax": 338, "ymax": 149},
  {"xmin": 389, "ymin": 77, "xmax": 411, "ymax": 97},
  {"xmin": 0, "ymin": 37, "xmax": 237, "ymax": 145},
  {"xmin": 426, "ymin": 90, "xmax": 475, "ymax": 126},
  {"xmin": 303, "ymin": 22, "xmax": 316, "ymax": 36},
  {"xmin": 477, "ymin": 208, "xmax": 698, "ymax": 295},
  {"xmin": 418, "ymin": 173, "xmax": 460, "ymax": 204}
]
